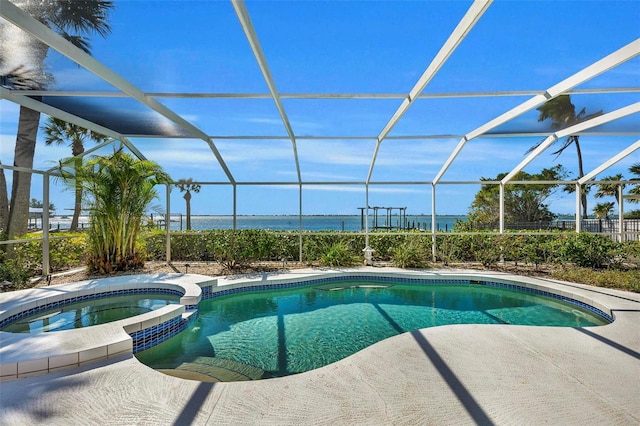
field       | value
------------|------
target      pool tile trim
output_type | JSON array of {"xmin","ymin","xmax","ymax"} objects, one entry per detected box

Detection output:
[
  {"xmin": 0, "ymin": 270, "xmax": 616, "ymax": 381},
  {"xmin": 0, "ymin": 287, "xmax": 183, "ymax": 329},
  {"xmin": 201, "ymin": 273, "xmax": 613, "ymax": 322},
  {"xmin": 0, "ymin": 274, "xmax": 210, "ymax": 380}
]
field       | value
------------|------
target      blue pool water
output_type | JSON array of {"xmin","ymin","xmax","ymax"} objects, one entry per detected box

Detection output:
[
  {"xmin": 136, "ymin": 280, "xmax": 609, "ymax": 381},
  {"xmin": 1, "ymin": 293, "xmax": 180, "ymax": 333}
]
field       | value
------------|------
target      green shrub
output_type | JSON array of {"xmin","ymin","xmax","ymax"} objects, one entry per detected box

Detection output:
[
  {"xmin": 3, "ymin": 233, "xmax": 87, "ymax": 278},
  {"xmin": 468, "ymin": 234, "xmax": 502, "ymax": 267},
  {"xmin": 49, "ymin": 235, "xmax": 88, "ymax": 271},
  {"xmin": 555, "ymin": 233, "xmax": 620, "ymax": 269},
  {"xmin": 11, "ymin": 239, "xmax": 41, "ymax": 276},
  {"xmin": 503, "ymin": 234, "xmax": 556, "ymax": 268},
  {"xmin": 392, "ymin": 239, "xmax": 430, "ymax": 268},
  {"xmin": 210, "ymin": 231, "xmax": 252, "ymax": 270},
  {"xmin": 0, "ymin": 257, "xmax": 31, "ymax": 290},
  {"xmin": 320, "ymin": 241, "xmax": 360, "ymax": 267},
  {"xmin": 302, "ymin": 233, "xmax": 343, "ymax": 262},
  {"xmin": 369, "ymin": 234, "xmax": 409, "ymax": 260},
  {"xmin": 551, "ymin": 267, "xmax": 640, "ymax": 293},
  {"xmin": 142, "ymin": 230, "xmax": 166, "ymax": 260},
  {"xmin": 435, "ymin": 235, "xmax": 460, "ymax": 265}
]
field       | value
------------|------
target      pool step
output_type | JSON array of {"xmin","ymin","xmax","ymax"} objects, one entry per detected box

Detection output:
[{"xmin": 170, "ymin": 357, "xmax": 267, "ymax": 382}]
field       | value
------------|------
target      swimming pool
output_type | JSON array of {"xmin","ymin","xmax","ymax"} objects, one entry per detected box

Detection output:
[
  {"xmin": 136, "ymin": 277, "xmax": 610, "ymax": 382},
  {"xmin": 0, "ymin": 292, "xmax": 181, "ymax": 334}
]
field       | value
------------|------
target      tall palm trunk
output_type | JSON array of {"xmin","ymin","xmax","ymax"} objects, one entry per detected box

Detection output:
[
  {"xmin": 0, "ymin": 161, "xmax": 8, "ymax": 234},
  {"xmin": 71, "ymin": 158, "xmax": 83, "ymax": 231},
  {"xmin": 573, "ymin": 136, "xmax": 588, "ymax": 218},
  {"xmin": 2, "ymin": 2, "xmax": 47, "ymax": 238},
  {"xmin": 7, "ymin": 104, "xmax": 40, "ymax": 238},
  {"xmin": 184, "ymin": 191, "xmax": 192, "ymax": 230},
  {"xmin": 70, "ymin": 140, "xmax": 85, "ymax": 231},
  {"xmin": 2, "ymin": 0, "xmax": 113, "ymax": 238}
]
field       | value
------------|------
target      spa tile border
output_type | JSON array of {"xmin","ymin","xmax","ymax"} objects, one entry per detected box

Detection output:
[{"xmin": 0, "ymin": 288, "xmax": 183, "ymax": 329}]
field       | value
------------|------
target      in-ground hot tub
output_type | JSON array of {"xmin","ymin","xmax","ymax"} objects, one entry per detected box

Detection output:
[
  {"xmin": 0, "ymin": 274, "xmax": 216, "ymax": 380},
  {"xmin": 0, "ymin": 291, "xmax": 181, "ymax": 334}
]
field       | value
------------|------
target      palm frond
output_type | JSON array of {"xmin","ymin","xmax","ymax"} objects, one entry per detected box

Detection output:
[
  {"xmin": 0, "ymin": 66, "xmax": 44, "ymax": 90},
  {"xmin": 550, "ymin": 136, "xmax": 576, "ymax": 157}
]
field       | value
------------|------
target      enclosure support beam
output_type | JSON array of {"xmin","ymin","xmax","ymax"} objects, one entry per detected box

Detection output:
[
  {"xmin": 365, "ymin": 184, "xmax": 370, "ymax": 248},
  {"xmin": 232, "ymin": 0, "xmax": 302, "ymax": 184},
  {"xmin": 233, "ymin": 184, "xmax": 237, "ymax": 231},
  {"xmin": 0, "ymin": 0, "xmax": 236, "ymax": 184},
  {"xmin": 434, "ymin": 38, "xmax": 640, "ymax": 184},
  {"xmin": 619, "ymin": 185, "xmax": 624, "ymax": 242},
  {"xmin": 366, "ymin": 0, "xmax": 492, "ymax": 184},
  {"xmin": 166, "ymin": 184, "xmax": 171, "ymax": 263},
  {"xmin": 575, "ymin": 185, "xmax": 582, "ymax": 233},
  {"xmin": 431, "ymin": 184, "xmax": 437, "ymax": 262},
  {"xmin": 501, "ymin": 103, "xmax": 640, "ymax": 185},
  {"xmin": 578, "ymin": 139, "xmax": 640, "ymax": 184},
  {"xmin": 42, "ymin": 173, "xmax": 50, "ymax": 277},
  {"xmin": 499, "ymin": 184, "xmax": 505, "ymax": 234},
  {"xmin": 299, "ymin": 184, "xmax": 303, "ymax": 263}
]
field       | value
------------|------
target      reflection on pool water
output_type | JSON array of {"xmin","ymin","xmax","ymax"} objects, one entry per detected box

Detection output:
[
  {"xmin": 1, "ymin": 293, "xmax": 180, "ymax": 333},
  {"xmin": 136, "ymin": 280, "xmax": 609, "ymax": 381}
]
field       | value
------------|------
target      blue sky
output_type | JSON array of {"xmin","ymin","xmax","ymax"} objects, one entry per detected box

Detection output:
[{"xmin": 1, "ymin": 0, "xmax": 639, "ymax": 216}]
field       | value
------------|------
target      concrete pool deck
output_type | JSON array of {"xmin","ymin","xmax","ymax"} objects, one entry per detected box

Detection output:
[{"xmin": 0, "ymin": 267, "xmax": 639, "ymax": 425}]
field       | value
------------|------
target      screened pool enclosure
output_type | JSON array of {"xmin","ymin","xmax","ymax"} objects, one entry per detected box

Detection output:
[{"xmin": 1, "ymin": 0, "xmax": 639, "ymax": 274}]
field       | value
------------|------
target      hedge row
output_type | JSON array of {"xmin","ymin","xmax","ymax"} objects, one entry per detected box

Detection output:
[
  {"xmin": 3, "ymin": 230, "xmax": 638, "ymax": 289},
  {"xmin": 145, "ymin": 230, "xmax": 639, "ymax": 270}
]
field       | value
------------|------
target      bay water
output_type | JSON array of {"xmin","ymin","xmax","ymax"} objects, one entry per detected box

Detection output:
[{"xmin": 46, "ymin": 214, "xmax": 466, "ymax": 232}]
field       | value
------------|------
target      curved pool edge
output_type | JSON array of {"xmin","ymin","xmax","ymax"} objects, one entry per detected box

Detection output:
[
  {"xmin": 0, "ymin": 273, "xmax": 216, "ymax": 380},
  {"xmin": 0, "ymin": 267, "xmax": 634, "ymax": 382},
  {"xmin": 2, "ymin": 267, "xmax": 639, "ymax": 425},
  {"xmin": 211, "ymin": 268, "xmax": 616, "ymax": 323}
]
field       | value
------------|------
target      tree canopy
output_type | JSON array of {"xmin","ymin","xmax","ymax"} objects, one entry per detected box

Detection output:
[
  {"xmin": 466, "ymin": 165, "xmax": 568, "ymax": 227},
  {"xmin": 58, "ymin": 148, "xmax": 169, "ymax": 273},
  {"xmin": 528, "ymin": 95, "xmax": 602, "ymax": 218}
]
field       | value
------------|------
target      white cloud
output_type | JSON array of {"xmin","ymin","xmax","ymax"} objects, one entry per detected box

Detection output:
[
  {"xmin": 216, "ymin": 141, "xmax": 294, "ymax": 163},
  {"xmin": 300, "ymin": 170, "xmax": 360, "ymax": 181},
  {"xmin": 243, "ymin": 117, "xmax": 286, "ymax": 126},
  {"xmin": 302, "ymin": 185, "xmax": 422, "ymax": 194},
  {"xmin": 49, "ymin": 71, "xmax": 104, "ymax": 91}
]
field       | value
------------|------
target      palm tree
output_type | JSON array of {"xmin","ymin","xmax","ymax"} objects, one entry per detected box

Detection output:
[
  {"xmin": 594, "ymin": 174, "xmax": 624, "ymax": 208},
  {"xmin": 628, "ymin": 162, "xmax": 640, "ymax": 201},
  {"xmin": 175, "ymin": 178, "xmax": 201, "ymax": 231},
  {"xmin": 1, "ymin": 0, "xmax": 113, "ymax": 238},
  {"xmin": 42, "ymin": 117, "xmax": 109, "ymax": 231},
  {"xmin": 29, "ymin": 198, "xmax": 55, "ymax": 212},
  {"xmin": 593, "ymin": 202, "xmax": 614, "ymax": 220},
  {"xmin": 528, "ymin": 95, "xmax": 602, "ymax": 218},
  {"xmin": 59, "ymin": 148, "xmax": 169, "ymax": 274}
]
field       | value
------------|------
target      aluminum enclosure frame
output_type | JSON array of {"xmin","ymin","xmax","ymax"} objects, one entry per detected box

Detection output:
[{"xmin": 1, "ymin": 0, "xmax": 639, "ymax": 274}]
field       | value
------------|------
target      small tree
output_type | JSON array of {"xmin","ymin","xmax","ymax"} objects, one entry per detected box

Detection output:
[
  {"xmin": 593, "ymin": 202, "xmax": 614, "ymax": 220},
  {"xmin": 467, "ymin": 165, "xmax": 567, "ymax": 227},
  {"xmin": 42, "ymin": 118, "xmax": 110, "ymax": 230},
  {"xmin": 627, "ymin": 162, "xmax": 640, "ymax": 204},
  {"xmin": 29, "ymin": 198, "xmax": 55, "ymax": 212},
  {"xmin": 594, "ymin": 174, "xmax": 623, "ymax": 208},
  {"xmin": 59, "ymin": 148, "xmax": 169, "ymax": 274},
  {"xmin": 175, "ymin": 178, "xmax": 201, "ymax": 231}
]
